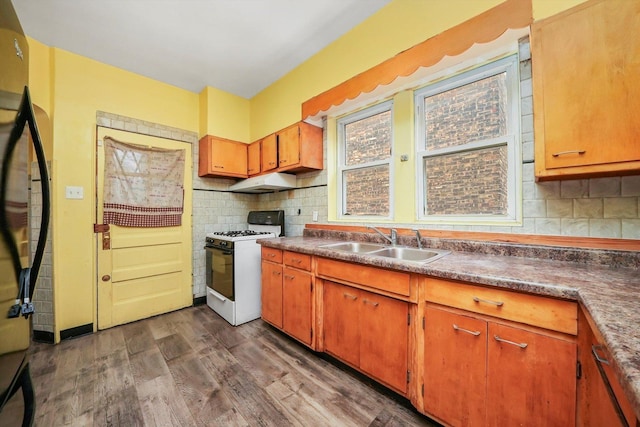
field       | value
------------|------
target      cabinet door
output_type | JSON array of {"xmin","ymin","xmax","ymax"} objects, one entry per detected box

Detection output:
[
  {"xmin": 261, "ymin": 261, "xmax": 283, "ymax": 328},
  {"xmin": 577, "ymin": 309, "xmax": 637, "ymax": 427},
  {"xmin": 424, "ymin": 306, "xmax": 487, "ymax": 426},
  {"xmin": 323, "ymin": 281, "xmax": 360, "ymax": 367},
  {"xmin": 261, "ymin": 133, "xmax": 278, "ymax": 172},
  {"xmin": 282, "ymin": 267, "xmax": 312, "ymax": 346},
  {"xmin": 532, "ymin": 0, "xmax": 640, "ymax": 177},
  {"xmin": 360, "ymin": 291, "xmax": 409, "ymax": 394},
  {"xmin": 247, "ymin": 140, "xmax": 261, "ymax": 176},
  {"xmin": 278, "ymin": 124, "xmax": 300, "ymax": 169},
  {"xmin": 486, "ymin": 322, "xmax": 576, "ymax": 427},
  {"xmin": 198, "ymin": 136, "xmax": 248, "ymax": 178}
]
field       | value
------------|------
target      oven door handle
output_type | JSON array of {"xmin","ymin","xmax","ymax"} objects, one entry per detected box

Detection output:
[{"xmin": 205, "ymin": 246, "xmax": 233, "ymax": 256}]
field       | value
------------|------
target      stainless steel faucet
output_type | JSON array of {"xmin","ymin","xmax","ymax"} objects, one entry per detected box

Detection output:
[
  {"xmin": 368, "ymin": 226, "xmax": 397, "ymax": 246},
  {"xmin": 412, "ymin": 229, "xmax": 423, "ymax": 250}
]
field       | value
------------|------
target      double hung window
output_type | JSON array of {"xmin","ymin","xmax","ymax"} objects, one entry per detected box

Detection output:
[
  {"xmin": 337, "ymin": 101, "xmax": 393, "ymax": 219},
  {"xmin": 415, "ymin": 55, "xmax": 520, "ymax": 223}
]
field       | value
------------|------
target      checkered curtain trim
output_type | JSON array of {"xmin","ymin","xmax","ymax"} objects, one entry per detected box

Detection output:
[{"xmin": 103, "ymin": 137, "xmax": 185, "ymax": 228}]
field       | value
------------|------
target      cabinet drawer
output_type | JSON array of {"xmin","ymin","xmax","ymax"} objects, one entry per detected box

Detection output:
[
  {"xmin": 262, "ymin": 247, "xmax": 282, "ymax": 263},
  {"xmin": 425, "ymin": 277, "xmax": 577, "ymax": 335},
  {"xmin": 316, "ymin": 257, "xmax": 411, "ymax": 297},
  {"xmin": 283, "ymin": 251, "xmax": 311, "ymax": 271}
]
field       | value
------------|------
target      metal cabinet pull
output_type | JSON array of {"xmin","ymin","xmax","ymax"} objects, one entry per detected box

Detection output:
[
  {"xmin": 591, "ymin": 345, "xmax": 629, "ymax": 427},
  {"xmin": 267, "ymin": 253, "xmax": 276, "ymax": 258},
  {"xmin": 343, "ymin": 293, "xmax": 357, "ymax": 300},
  {"xmin": 292, "ymin": 258, "xmax": 302, "ymax": 264},
  {"xmin": 552, "ymin": 150, "xmax": 586, "ymax": 157},
  {"xmin": 473, "ymin": 296, "xmax": 504, "ymax": 307},
  {"xmin": 272, "ymin": 271, "xmax": 281, "ymax": 276},
  {"xmin": 494, "ymin": 335, "xmax": 527, "ymax": 349},
  {"xmin": 362, "ymin": 299, "xmax": 379, "ymax": 307},
  {"xmin": 592, "ymin": 344, "xmax": 610, "ymax": 365},
  {"xmin": 453, "ymin": 324, "xmax": 481, "ymax": 336},
  {"xmin": 284, "ymin": 274, "xmax": 295, "ymax": 280}
]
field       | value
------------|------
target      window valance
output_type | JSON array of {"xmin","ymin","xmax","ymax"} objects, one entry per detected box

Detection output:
[{"xmin": 301, "ymin": 0, "xmax": 532, "ymax": 122}]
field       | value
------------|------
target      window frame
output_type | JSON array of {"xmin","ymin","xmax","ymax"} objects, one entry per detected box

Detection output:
[
  {"xmin": 336, "ymin": 100, "xmax": 394, "ymax": 220},
  {"xmin": 414, "ymin": 54, "xmax": 521, "ymax": 224}
]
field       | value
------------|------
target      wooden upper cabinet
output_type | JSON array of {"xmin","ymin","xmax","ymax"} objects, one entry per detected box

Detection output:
[
  {"xmin": 532, "ymin": 0, "xmax": 640, "ymax": 180},
  {"xmin": 198, "ymin": 135, "xmax": 248, "ymax": 178},
  {"xmin": 277, "ymin": 122, "xmax": 323, "ymax": 173},
  {"xmin": 247, "ymin": 140, "xmax": 261, "ymax": 176},
  {"xmin": 261, "ymin": 133, "xmax": 278, "ymax": 172}
]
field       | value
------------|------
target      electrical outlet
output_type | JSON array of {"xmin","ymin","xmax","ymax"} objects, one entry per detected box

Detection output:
[{"xmin": 65, "ymin": 186, "xmax": 84, "ymax": 199}]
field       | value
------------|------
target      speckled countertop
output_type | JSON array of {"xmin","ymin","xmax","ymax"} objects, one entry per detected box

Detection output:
[{"xmin": 259, "ymin": 230, "xmax": 640, "ymax": 420}]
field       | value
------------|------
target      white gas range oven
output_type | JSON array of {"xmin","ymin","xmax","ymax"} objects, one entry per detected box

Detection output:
[{"xmin": 205, "ymin": 210, "xmax": 284, "ymax": 325}]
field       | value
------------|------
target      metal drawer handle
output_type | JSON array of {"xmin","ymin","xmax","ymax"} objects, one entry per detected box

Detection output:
[
  {"xmin": 552, "ymin": 150, "xmax": 586, "ymax": 157},
  {"xmin": 272, "ymin": 271, "xmax": 281, "ymax": 276},
  {"xmin": 494, "ymin": 335, "xmax": 527, "ymax": 349},
  {"xmin": 592, "ymin": 344, "xmax": 610, "ymax": 365},
  {"xmin": 292, "ymin": 258, "xmax": 302, "ymax": 264},
  {"xmin": 214, "ymin": 165, "xmax": 224, "ymax": 168},
  {"xmin": 362, "ymin": 299, "xmax": 379, "ymax": 307},
  {"xmin": 453, "ymin": 324, "xmax": 481, "ymax": 336},
  {"xmin": 284, "ymin": 274, "xmax": 295, "ymax": 280},
  {"xmin": 343, "ymin": 293, "xmax": 357, "ymax": 300},
  {"xmin": 473, "ymin": 296, "xmax": 504, "ymax": 307},
  {"xmin": 267, "ymin": 253, "xmax": 276, "ymax": 258}
]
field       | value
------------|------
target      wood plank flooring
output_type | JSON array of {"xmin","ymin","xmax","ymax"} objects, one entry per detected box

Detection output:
[{"xmin": 28, "ymin": 305, "xmax": 439, "ymax": 426}]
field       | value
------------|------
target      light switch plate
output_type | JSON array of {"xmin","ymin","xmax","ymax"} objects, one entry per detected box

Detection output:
[
  {"xmin": 312, "ymin": 211, "xmax": 318, "ymax": 222},
  {"xmin": 65, "ymin": 186, "xmax": 84, "ymax": 199}
]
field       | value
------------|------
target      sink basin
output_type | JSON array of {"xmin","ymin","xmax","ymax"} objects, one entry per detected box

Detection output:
[
  {"xmin": 369, "ymin": 247, "xmax": 449, "ymax": 263},
  {"xmin": 320, "ymin": 242, "xmax": 385, "ymax": 253}
]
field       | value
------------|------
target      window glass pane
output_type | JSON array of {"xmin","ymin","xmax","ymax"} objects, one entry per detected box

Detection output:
[
  {"xmin": 424, "ymin": 72, "xmax": 507, "ymax": 151},
  {"xmin": 344, "ymin": 110, "xmax": 391, "ymax": 165},
  {"xmin": 343, "ymin": 165, "xmax": 389, "ymax": 216},
  {"xmin": 424, "ymin": 145, "xmax": 508, "ymax": 216}
]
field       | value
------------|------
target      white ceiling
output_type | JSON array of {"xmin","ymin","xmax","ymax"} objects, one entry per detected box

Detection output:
[{"xmin": 12, "ymin": 0, "xmax": 392, "ymax": 99}]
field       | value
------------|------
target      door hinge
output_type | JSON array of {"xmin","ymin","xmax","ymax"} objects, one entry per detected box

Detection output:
[
  {"xmin": 576, "ymin": 361, "xmax": 582, "ymax": 379},
  {"xmin": 310, "ymin": 328, "xmax": 313, "ymax": 340},
  {"xmin": 408, "ymin": 313, "xmax": 411, "ymax": 325},
  {"xmin": 406, "ymin": 370, "xmax": 411, "ymax": 384},
  {"xmin": 421, "ymin": 384, "xmax": 424, "ymax": 397},
  {"xmin": 422, "ymin": 316, "xmax": 425, "ymax": 330},
  {"xmin": 93, "ymin": 223, "xmax": 110, "ymax": 233},
  {"xmin": 310, "ymin": 282, "xmax": 313, "ymax": 292}
]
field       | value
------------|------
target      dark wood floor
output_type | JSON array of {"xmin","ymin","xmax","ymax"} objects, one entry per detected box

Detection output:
[{"xmin": 27, "ymin": 305, "xmax": 438, "ymax": 426}]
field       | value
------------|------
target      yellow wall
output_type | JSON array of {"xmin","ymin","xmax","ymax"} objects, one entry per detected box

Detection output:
[
  {"xmin": 199, "ymin": 86, "xmax": 251, "ymax": 142},
  {"xmin": 250, "ymin": 0, "xmax": 503, "ymax": 140},
  {"xmin": 29, "ymin": 46, "xmax": 199, "ymax": 340}
]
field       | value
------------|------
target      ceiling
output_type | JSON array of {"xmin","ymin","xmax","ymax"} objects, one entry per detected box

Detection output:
[{"xmin": 12, "ymin": 0, "xmax": 392, "ymax": 99}]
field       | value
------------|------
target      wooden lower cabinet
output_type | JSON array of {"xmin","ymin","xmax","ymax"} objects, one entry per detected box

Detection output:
[
  {"xmin": 424, "ymin": 305, "xmax": 576, "ymax": 426},
  {"xmin": 282, "ymin": 267, "xmax": 313, "ymax": 346},
  {"xmin": 323, "ymin": 280, "xmax": 409, "ymax": 394},
  {"xmin": 261, "ymin": 260, "xmax": 283, "ymax": 328},
  {"xmin": 577, "ymin": 308, "xmax": 638, "ymax": 427},
  {"xmin": 424, "ymin": 307, "xmax": 487, "ymax": 426}
]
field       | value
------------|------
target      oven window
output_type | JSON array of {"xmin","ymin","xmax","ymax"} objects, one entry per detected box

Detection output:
[{"xmin": 207, "ymin": 247, "xmax": 234, "ymax": 300}]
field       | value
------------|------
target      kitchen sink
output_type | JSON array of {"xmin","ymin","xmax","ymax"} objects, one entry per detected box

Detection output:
[
  {"xmin": 320, "ymin": 242, "xmax": 386, "ymax": 253},
  {"xmin": 369, "ymin": 247, "xmax": 450, "ymax": 263},
  {"xmin": 320, "ymin": 241, "xmax": 450, "ymax": 263}
]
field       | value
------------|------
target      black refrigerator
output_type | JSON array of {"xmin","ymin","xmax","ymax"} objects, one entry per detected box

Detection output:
[{"xmin": 0, "ymin": 0, "xmax": 50, "ymax": 425}]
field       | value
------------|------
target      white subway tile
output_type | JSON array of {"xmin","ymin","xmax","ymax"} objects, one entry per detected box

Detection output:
[
  {"xmin": 604, "ymin": 197, "xmax": 638, "ymax": 219},
  {"xmin": 589, "ymin": 219, "xmax": 621, "ymax": 238}
]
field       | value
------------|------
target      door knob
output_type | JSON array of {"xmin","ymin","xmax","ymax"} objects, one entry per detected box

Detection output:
[{"xmin": 102, "ymin": 275, "xmax": 111, "ymax": 282}]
